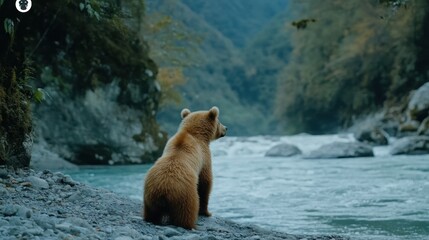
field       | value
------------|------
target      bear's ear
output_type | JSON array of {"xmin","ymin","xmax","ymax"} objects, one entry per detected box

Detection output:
[
  {"xmin": 181, "ymin": 108, "xmax": 191, "ymax": 119},
  {"xmin": 208, "ymin": 106, "xmax": 219, "ymax": 120}
]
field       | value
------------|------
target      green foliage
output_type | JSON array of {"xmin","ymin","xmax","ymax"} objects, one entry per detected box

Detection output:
[
  {"xmin": 79, "ymin": 0, "xmax": 101, "ymax": 20},
  {"xmin": 3, "ymin": 18, "xmax": 13, "ymax": 35},
  {"xmin": 33, "ymin": 88, "xmax": 46, "ymax": 103},
  {"xmin": 275, "ymin": 0, "xmax": 429, "ymax": 134},
  {"xmin": 0, "ymin": 0, "xmax": 33, "ymax": 167},
  {"xmin": 147, "ymin": 0, "xmax": 290, "ymax": 135}
]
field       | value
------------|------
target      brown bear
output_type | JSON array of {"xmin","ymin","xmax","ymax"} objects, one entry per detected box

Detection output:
[{"xmin": 143, "ymin": 106, "xmax": 227, "ymax": 229}]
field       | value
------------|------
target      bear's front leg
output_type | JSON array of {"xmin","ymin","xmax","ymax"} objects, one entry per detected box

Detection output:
[{"xmin": 198, "ymin": 166, "xmax": 212, "ymax": 217}]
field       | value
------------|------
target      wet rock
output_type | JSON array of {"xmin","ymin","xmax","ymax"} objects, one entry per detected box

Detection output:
[
  {"xmin": 1, "ymin": 204, "xmax": 19, "ymax": 216},
  {"xmin": 417, "ymin": 117, "xmax": 429, "ymax": 136},
  {"xmin": 61, "ymin": 175, "xmax": 78, "ymax": 186},
  {"xmin": 170, "ymin": 234, "xmax": 200, "ymax": 240},
  {"xmin": 112, "ymin": 226, "xmax": 143, "ymax": 239},
  {"xmin": 407, "ymin": 82, "xmax": 429, "ymax": 122},
  {"xmin": 32, "ymin": 83, "xmax": 163, "ymax": 165},
  {"xmin": 265, "ymin": 143, "xmax": 302, "ymax": 157},
  {"xmin": 34, "ymin": 214, "xmax": 57, "ymax": 230},
  {"xmin": 305, "ymin": 142, "xmax": 374, "ymax": 159},
  {"xmin": 164, "ymin": 227, "xmax": 180, "ymax": 237},
  {"xmin": 390, "ymin": 136, "xmax": 429, "ymax": 155},
  {"xmin": 31, "ymin": 143, "xmax": 79, "ymax": 171},
  {"xmin": 115, "ymin": 236, "xmax": 134, "ymax": 240},
  {"xmin": 16, "ymin": 206, "xmax": 32, "ymax": 218},
  {"xmin": 26, "ymin": 176, "xmax": 49, "ymax": 189},
  {"xmin": 0, "ymin": 185, "xmax": 7, "ymax": 196},
  {"xmin": 0, "ymin": 168, "xmax": 8, "ymax": 179},
  {"xmin": 354, "ymin": 126, "xmax": 388, "ymax": 146},
  {"xmin": 398, "ymin": 120, "xmax": 420, "ymax": 136}
]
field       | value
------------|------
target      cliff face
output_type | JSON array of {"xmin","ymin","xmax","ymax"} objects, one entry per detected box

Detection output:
[
  {"xmin": 1, "ymin": 0, "xmax": 167, "ymax": 166},
  {"xmin": 29, "ymin": 1, "xmax": 167, "ymax": 165},
  {"xmin": 32, "ymin": 82, "xmax": 164, "ymax": 165}
]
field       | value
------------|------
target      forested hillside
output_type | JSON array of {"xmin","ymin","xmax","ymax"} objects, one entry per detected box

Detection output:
[
  {"xmin": 150, "ymin": 0, "xmax": 429, "ymax": 136},
  {"xmin": 275, "ymin": 0, "xmax": 429, "ymax": 133},
  {"xmin": 145, "ymin": 0, "xmax": 289, "ymax": 135},
  {"xmin": 180, "ymin": 0, "xmax": 287, "ymax": 48}
]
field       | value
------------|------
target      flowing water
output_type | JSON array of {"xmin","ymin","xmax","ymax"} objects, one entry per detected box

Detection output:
[{"xmin": 65, "ymin": 135, "xmax": 429, "ymax": 240}]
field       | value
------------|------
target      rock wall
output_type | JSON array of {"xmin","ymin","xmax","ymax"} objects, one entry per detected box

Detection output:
[
  {"xmin": 32, "ymin": 81, "xmax": 164, "ymax": 165},
  {"xmin": 353, "ymin": 82, "xmax": 429, "ymax": 146}
]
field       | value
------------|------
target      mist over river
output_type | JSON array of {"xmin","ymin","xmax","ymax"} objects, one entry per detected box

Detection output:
[{"xmin": 66, "ymin": 135, "xmax": 429, "ymax": 240}]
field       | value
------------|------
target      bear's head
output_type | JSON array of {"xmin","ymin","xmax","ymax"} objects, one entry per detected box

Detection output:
[{"xmin": 180, "ymin": 106, "xmax": 227, "ymax": 141}]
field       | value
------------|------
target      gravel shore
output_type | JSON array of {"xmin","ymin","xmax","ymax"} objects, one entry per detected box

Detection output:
[{"xmin": 0, "ymin": 167, "xmax": 347, "ymax": 240}]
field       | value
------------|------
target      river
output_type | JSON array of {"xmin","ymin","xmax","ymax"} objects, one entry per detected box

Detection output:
[{"xmin": 65, "ymin": 135, "xmax": 429, "ymax": 240}]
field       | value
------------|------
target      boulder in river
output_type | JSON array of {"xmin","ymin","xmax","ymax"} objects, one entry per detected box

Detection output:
[
  {"xmin": 390, "ymin": 136, "xmax": 429, "ymax": 155},
  {"xmin": 417, "ymin": 117, "xmax": 429, "ymax": 136},
  {"xmin": 407, "ymin": 82, "xmax": 429, "ymax": 122},
  {"xmin": 305, "ymin": 142, "xmax": 374, "ymax": 159},
  {"xmin": 265, "ymin": 143, "xmax": 302, "ymax": 157},
  {"xmin": 354, "ymin": 126, "xmax": 388, "ymax": 146},
  {"xmin": 398, "ymin": 120, "xmax": 420, "ymax": 137}
]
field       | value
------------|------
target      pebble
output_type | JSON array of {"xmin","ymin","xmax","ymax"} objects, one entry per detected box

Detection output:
[
  {"xmin": 0, "ymin": 168, "xmax": 346, "ymax": 240},
  {"xmin": 26, "ymin": 176, "xmax": 49, "ymax": 189},
  {"xmin": 0, "ymin": 168, "xmax": 8, "ymax": 179},
  {"xmin": 115, "ymin": 236, "xmax": 133, "ymax": 240},
  {"xmin": 1, "ymin": 204, "xmax": 19, "ymax": 216},
  {"xmin": 164, "ymin": 227, "xmax": 180, "ymax": 237}
]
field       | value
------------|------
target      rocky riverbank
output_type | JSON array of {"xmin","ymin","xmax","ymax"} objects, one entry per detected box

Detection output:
[{"xmin": 0, "ymin": 167, "xmax": 346, "ymax": 240}]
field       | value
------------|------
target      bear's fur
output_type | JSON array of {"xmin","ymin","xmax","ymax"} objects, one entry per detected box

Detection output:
[{"xmin": 143, "ymin": 106, "xmax": 227, "ymax": 229}]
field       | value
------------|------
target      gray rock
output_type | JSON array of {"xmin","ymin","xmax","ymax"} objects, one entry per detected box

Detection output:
[
  {"xmin": 305, "ymin": 142, "xmax": 374, "ymax": 159},
  {"xmin": 34, "ymin": 214, "xmax": 58, "ymax": 230},
  {"xmin": 417, "ymin": 117, "xmax": 429, "ymax": 136},
  {"xmin": 16, "ymin": 205, "xmax": 32, "ymax": 218},
  {"xmin": 112, "ymin": 226, "xmax": 143, "ymax": 239},
  {"xmin": 31, "ymin": 143, "xmax": 78, "ymax": 171},
  {"xmin": 170, "ymin": 234, "xmax": 200, "ymax": 240},
  {"xmin": 64, "ymin": 217, "xmax": 93, "ymax": 230},
  {"xmin": 115, "ymin": 237, "xmax": 133, "ymax": 240},
  {"xmin": 398, "ymin": 120, "xmax": 420, "ymax": 134},
  {"xmin": 0, "ymin": 184, "xmax": 7, "ymax": 196},
  {"xmin": 248, "ymin": 236, "xmax": 261, "ymax": 240},
  {"xmin": 61, "ymin": 175, "xmax": 78, "ymax": 186},
  {"xmin": 390, "ymin": 136, "xmax": 429, "ymax": 155},
  {"xmin": 408, "ymin": 82, "xmax": 429, "ymax": 121},
  {"xmin": 55, "ymin": 222, "xmax": 75, "ymax": 234},
  {"xmin": 32, "ymin": 82, "xmax": 162, "ymax": 165},
  {"xmin": 265, "ymin": 143, "xmax": 302, "ymax": 157},
  {"xmin": 26, "ymin": 176, "xmax": 49, "ymax": 189},
  {"xmin": 0, "ymin": 168, "xmax": 8, "ymax": 179},
  {"xmin": 164, "ymin": 227, "xmax": 180, "ymax": 237},
  {"xmin": 1, "ymin": 204, "xmax": 19, "ymax": 216},
  {"xmin": 0, "ymin": 219, "xmax": 9, "ymax": 226},
  {"xmin": 354, "ymin": 126, "xmax": 388, "ymax": 146},
  {"xmin": 24, "ymin": 226, "xmax": 44, "ymax": 236}
]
